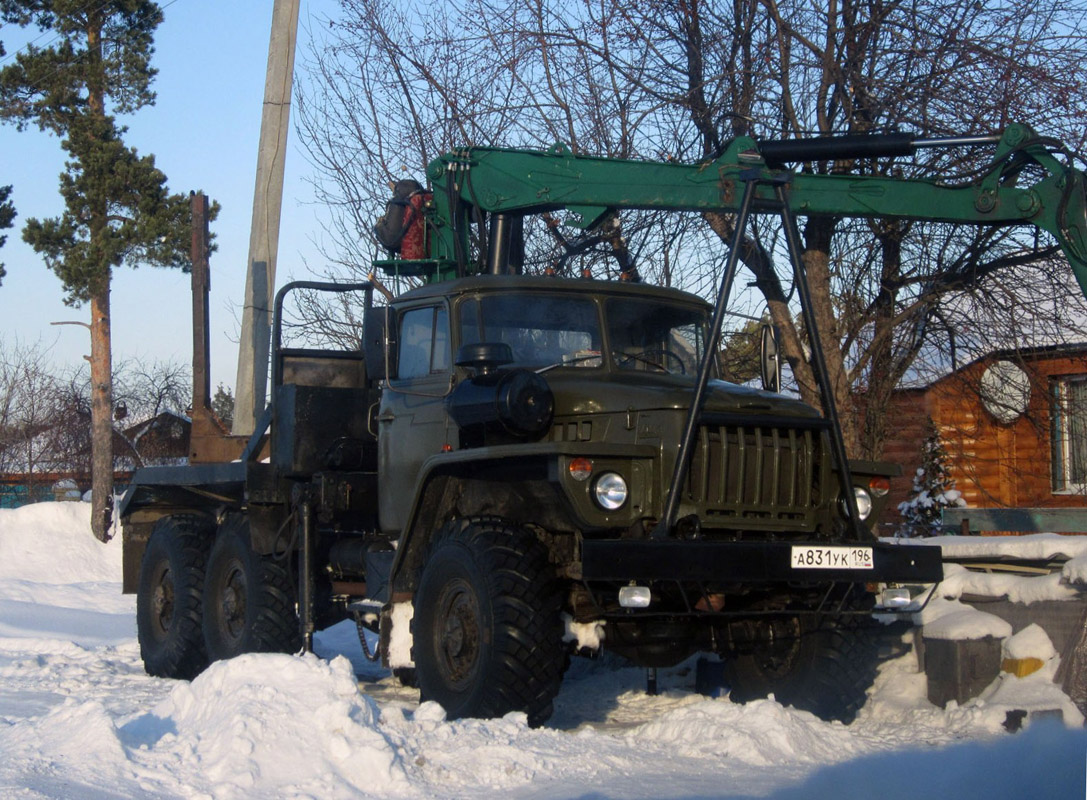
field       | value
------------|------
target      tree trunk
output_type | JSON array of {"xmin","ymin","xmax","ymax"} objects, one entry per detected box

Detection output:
[
  {"xmin": 89, "ymin": 286, "xmax": 113, "ymax": 542},
  {"xmin": 800, "ymin": 217, "xmax": 862, "ymax": 456}
]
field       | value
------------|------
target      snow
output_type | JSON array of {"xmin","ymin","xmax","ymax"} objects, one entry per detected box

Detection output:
[
  {"xmin": 1063, "ymin": 552, "xmax": 1087, "ymax": 586},
  {"xmin": 912, "ymin": 532, "xmax": 1087, "ymax": 561},
  {"xmin": 935, "ymin": 562, "xmax": 1082, "ymax": 604},
  {"xmin": 562, "ymin": 613, "xmax": 606, "ymax": 650},
  {"xmin": 916, "ymin": 594, "xmax": 1014, "ymax": 640},
  {"xmin": 0, "ymin": 502, "xmax": 1085, "ymax": 798},
  {"xmin": 893, "ymin": 534, "xmax": 1087, "ymax": 601},
  {"xmin": 386, "ymin": 601, "xmax": 415, "ymax": 668},
  {"xmin": 1004, "ymin": 623, "xmax": 1058, "ymax": 662}
]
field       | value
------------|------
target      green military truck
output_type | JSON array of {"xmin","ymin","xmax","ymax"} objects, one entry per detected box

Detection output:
[{"xmin": 120, "ymin": 123, "xmax": 1087, "ymax": 725}]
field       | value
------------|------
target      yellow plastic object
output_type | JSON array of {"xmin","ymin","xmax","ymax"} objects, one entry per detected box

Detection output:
[{"xmin": 1001, "ymin": 657, "xmax": 1046, "ymax": 678}]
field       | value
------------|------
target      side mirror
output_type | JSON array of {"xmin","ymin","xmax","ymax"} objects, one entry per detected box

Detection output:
[
  {"xmin": 364, "ymin": 306, "xmax": 397, "ymax": 381},
  {"xmin": 759, "ymin": 323, "xmax": 781, "ymax": 393}
]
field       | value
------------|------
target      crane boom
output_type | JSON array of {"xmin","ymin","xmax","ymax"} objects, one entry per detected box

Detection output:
[{"xmin": 405, "ymin": 122, "xmax": 1086, "ymax": 293}]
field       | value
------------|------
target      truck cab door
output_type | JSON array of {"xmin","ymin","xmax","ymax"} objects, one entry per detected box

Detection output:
[{"xmin": 377, "ymin": 303, "xmax": 453, "ymax": 533}]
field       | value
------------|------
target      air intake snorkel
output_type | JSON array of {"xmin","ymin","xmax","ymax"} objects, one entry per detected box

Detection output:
[{"xmin": 445, "ymin": 343, "xmax": 554, "ymax": 445}]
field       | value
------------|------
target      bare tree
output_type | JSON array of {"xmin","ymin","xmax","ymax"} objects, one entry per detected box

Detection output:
[
  {"xmin": 113, "ymin": 358, "xmax": 191, "ymax": 424},
  {"xmin": 30, "ymin": 357, "xmax": 190, "ymax": 480},
  {"xmin": 297, "ymin": 0, "xmax": 1087, "ymax": 459},
  {"xmin": 111, "ymin": 358, "xmax": 191, "ymax": 469},
  {"xmin": 39, "ymin": 372, "xmax": 93, "ymax": 477},
  {"xmin": 0, "ymin": 338, "xmax": 61, "ymax": 504},
  {"xmin": 0, "ymin": 346, "xmax": 193, "ymax": 505}
]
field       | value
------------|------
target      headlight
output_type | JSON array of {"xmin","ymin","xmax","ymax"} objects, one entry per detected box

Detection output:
[
  {"xmin": 593, "ymin": 472, "xmax": 628, "ymax": 510},
  {"xmin": 843, "ymin": 486, "xmax": 873, "ymax": 521}
]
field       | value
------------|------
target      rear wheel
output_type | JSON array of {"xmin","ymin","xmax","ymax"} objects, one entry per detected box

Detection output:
[
  {"xmin": 202, "ymin": 515, "xmax": 301, "ymax": 662},
  {"xmin": 136, "ymin": 514, "xmax": 214, "ymax": 679},
  {"xmin": 724, "ymin": 592, "xmax": 881, "ymax": 723},
  {"xmin": 413, "ymin": 518, "xmax": 564, "ymax": 726}
]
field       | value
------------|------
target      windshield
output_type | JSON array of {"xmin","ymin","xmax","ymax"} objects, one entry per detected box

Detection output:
[
  {"xmin": 459, "ymin": 294, "xmax": 602, "ymax": 367},
  {"xmin": 606, "ymin": 297, "xmax": 708, "ymax": 376},
  {"xmin": 457, "ymin": 292, "xmax": 709, "ymax": 374}
]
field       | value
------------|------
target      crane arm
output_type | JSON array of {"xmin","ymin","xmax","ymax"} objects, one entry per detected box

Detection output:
[{"xmin": 417, "ymin": 122, "xmax": 1087, "ymax": 293}]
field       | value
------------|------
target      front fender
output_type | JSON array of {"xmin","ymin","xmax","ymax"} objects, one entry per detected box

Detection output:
[{"xmin": 387, "ymin": 442, "xmax": 657, "ymax": 594}]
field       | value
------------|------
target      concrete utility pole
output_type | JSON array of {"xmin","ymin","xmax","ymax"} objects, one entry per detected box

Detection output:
[{"xmin": 233, "ymin": 0, "xmax": 301, "ymax": 435}]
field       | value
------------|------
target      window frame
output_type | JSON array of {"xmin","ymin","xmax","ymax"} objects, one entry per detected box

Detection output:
[
  {"xmin": 1051, "ymin": 374, "xmax": 1087, "ymax": 494},
  {"xmin": 395, "ymin": 304, "xmax": 451, "ymax": 381}
]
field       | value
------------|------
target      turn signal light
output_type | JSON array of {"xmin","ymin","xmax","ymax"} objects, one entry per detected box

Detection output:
[
  {"xmin": 569, "ymin": 457, "xmax": 593, "ymax": 481},
  {"xmin": 868, "ymin": 476, "xmax": 891, "ymax": 497}
]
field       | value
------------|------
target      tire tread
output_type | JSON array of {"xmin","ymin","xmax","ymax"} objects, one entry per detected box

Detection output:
[
  {"xmin": 137, "ymin": 514, "xmax": 214, "ymax": 680},
  {"xmin": 416, "ymin": 516, "xmax": 564, "ymax": 726}
]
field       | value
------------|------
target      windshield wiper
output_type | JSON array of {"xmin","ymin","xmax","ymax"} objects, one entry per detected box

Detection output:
[{"xmin": 536, "ymin": 353, "xmax": 603, "ymax": 373}]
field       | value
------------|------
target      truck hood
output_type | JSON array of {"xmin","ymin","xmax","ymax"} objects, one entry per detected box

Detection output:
[{"xmin": 545, "ymin": 371, "xmax": 820, "ymax": 420}]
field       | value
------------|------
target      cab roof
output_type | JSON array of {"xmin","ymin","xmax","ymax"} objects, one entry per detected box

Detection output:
[{"xmin": 392, "ymin": 274, "xmax": 711, "ymax": 308}]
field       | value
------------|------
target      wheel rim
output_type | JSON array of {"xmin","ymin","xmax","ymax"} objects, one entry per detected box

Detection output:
[
  {"xmin": 433, "ymin": 578, "xmax": 482, "ymax": 691},
  {"xmin": 149, "ymin": 562, "xmax": 175, "ymax": 640},
  {"xmin": 217, "ymin": 560, "xmax": 248, "ymax": 643},
  {"xmin": 751, "ymin": 616, "xmax": 803, "ymax": 679}
]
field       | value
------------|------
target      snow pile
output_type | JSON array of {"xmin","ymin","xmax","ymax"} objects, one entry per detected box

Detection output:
[
  {"xmin": 917, "ymin": 594, "xmax": 1013, "ymax": 640},
  {"xmin": 919, "ymin": 532, "xmax": 1087, "ymax": 561},
  {"xmin": 936, "ymin": 562, "xmax": 1082, "ymax": 604},
  {"xmin": 123, "ymin": 653, "xmax": 410, "ymax": 798},
  {"xmin": 0, "ymin": 501, "xmax": 132, "ymax": 644},
  {"xmin": 1005, "ymin": 623, "xmax": 1058, "ymax": 662},
  {"xmin": 894, "ymin": 534, "xmax": 1087, "ymax": 600},
  {"xmin": 629, "ymin": 697, "xmax": 858, "ymax": 766},
  {"xmin": 981, "ymin": 625, "xmax": 1082, "ymax": 725},
  {"xmin": 0, "ymin": 500, "xmax": 120, "ymax": 586},
  {"xmin": 0, "ymin": 697, "xmax": 134, "ymax": 792}
]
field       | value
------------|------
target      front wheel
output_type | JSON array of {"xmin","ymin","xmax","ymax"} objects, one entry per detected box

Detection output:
[
  {"xmin": 202, "ymin": 515, "xmax": 301, "ymax": 662},
  {"xmin": 413, "ymin": 518, "xmax": 564, "ymax": 727},
  {"xmin": 724, "ymin": 593, "xmax": 881, "ymax": 723}
]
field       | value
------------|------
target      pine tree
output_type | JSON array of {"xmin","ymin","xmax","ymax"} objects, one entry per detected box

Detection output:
[
  {"xmin": 0, "ymin": 2, "xmax": 195, "ymax": 541},
  {"xmin": 897, "ymin": 419, "xmax": 966, "ymax": 537},
  {"xmin": 0, "ymin": 38, "xmax": 13, "ymax": 284},
  {"xmin": 211, "ymin": 383, "xmax": 234, "ymax": 428},
  {"xmin": 0, "ymin": 183, "xmax": 13, "ymax": 284}
]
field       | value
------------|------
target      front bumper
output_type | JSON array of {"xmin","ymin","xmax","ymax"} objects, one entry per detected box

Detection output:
[{"xmin": 581, "ymin": 539, "xmax": 942, "ymax": 584}]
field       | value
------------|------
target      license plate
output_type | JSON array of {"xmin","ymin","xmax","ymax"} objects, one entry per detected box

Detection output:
[{"xmin": 791, "ymin": 546, "xmax": 873, "ymax": 570}]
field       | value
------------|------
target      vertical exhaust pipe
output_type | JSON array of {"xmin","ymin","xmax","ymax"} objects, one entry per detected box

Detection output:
[
  {"xmin": 487, "ymin": 213, "xmax": 512, "ymax": 275},
  {"xmin": 486, "ymin": 213, "xmax": 524, "ymax": 275}
]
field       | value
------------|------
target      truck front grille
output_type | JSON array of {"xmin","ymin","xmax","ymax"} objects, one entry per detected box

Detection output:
[{"xmin": 684, "ymin": 420, "xmax": 830, "ymax": 531}]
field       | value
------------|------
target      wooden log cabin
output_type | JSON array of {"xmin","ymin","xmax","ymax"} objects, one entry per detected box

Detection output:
[{"xmin": 880, "ymin": 344, "xmax": 1087, "ymax": 527}]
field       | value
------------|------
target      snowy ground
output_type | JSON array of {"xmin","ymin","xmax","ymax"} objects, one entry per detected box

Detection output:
[{"xmin": 1, "ymin": 503, "xmax": 1084, "ymax": 799}]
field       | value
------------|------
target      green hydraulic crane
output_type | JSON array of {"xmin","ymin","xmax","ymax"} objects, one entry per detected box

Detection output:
[{"xmin": 381, "ymin": 122, "xmax": 1085, "ymax": 297}]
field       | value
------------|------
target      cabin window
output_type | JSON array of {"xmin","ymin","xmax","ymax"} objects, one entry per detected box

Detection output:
[
  {"xmin": 1051, "ymin": 376, "xmax": 1087, "ymax": 493},
  {"xmin": 397, "ymin": 306, "xmax": 450, "ymax": 379}
]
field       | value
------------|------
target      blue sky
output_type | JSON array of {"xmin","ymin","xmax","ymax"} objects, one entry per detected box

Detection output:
[{"xmin": 0, "ymin": 0, "xmax": 342, "ymax": 392}]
